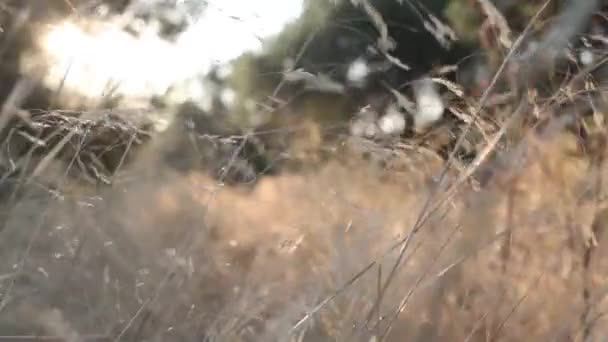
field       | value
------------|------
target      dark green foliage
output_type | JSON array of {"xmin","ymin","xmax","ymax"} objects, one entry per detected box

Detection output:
[
  {"xmin": 226, "ymin": 0, "xmax": 470, "ymax": 130},
  {"xmin": 155, "ymin": 101, "xmax": 277, "ymax": 185}
]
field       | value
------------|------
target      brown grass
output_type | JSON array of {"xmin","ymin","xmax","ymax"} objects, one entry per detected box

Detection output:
[
  {"xmin": 1, "ymin": 1, "xmax": 607, "ymax": 341},
  {"xmin": 2, "ymin": 125, "xmax": 607, "ymax": 341}
]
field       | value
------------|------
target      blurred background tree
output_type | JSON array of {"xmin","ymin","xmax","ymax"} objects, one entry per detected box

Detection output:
[
  {"xmin": 1, "ymin": 0, "xmax": 565, "ymax": 124},
  {"xmin": 0, "ymin": 0, "xmax": 577, "ymax": 177}
]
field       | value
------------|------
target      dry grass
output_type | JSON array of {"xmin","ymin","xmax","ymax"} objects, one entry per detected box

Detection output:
[
  {"xmin": 0, "ymin": 1, "xmax": 608, "ymax": 341},
  {"xmin": 1, "ymin": 126, "xmax": 607, "ymax": 341}
]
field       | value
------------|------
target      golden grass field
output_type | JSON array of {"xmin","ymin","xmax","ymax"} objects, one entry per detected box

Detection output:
[{"xmin": 1, "ymin": 1, "xmax": 608, "ymax": 341}]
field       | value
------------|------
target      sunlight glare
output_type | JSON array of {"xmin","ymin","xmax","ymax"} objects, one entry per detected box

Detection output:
[{"xmin": 33, "ymin": 0, "xmax": 304, "ymax": 106}]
